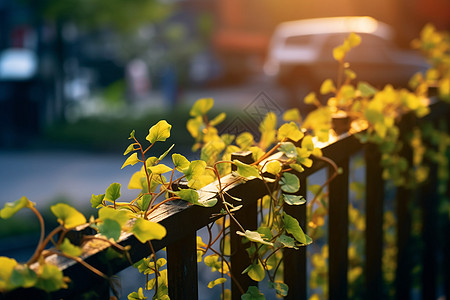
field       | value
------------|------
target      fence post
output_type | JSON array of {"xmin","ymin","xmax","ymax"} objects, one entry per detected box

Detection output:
[
  {"xmin": 167, "ymin": 231, "xmax": 198, "ymax": 299},
  {"xmin": 284, "ymin": 177, "xmax": 307, "ymax": 300},
  {"xmin": 230, "ymin": 152, "xmax": 258, "ymax": 300},
  {"xmin": 365, "ymin": 144, "xmax": 384, "ymax": 299},
  {"xmin": 328, "ymin": 157, "xmax": 349, "ymax": 300}
]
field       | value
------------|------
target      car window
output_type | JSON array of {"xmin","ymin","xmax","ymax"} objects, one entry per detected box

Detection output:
[{"xmin": 284, "ymin": 35, "xmax": 314, "ymax": 47}]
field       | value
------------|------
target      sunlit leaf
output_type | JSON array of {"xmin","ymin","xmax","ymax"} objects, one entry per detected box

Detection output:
[
  {"xmin": 98, "ymin": 207, "xmax": 130, "ymax": 226},
  {"xmin": 143, "ymin": 258, "xmax": 167, "ymax": 275},
  {"xmin": 236, "ymin": 132, "xmax": 254, "ymax": 150},
  {"xmin": 128, "ymin": 287, "xmax": 147, "ymax": 300},
  {"xmin": 348, "ymin": 32, "xmax": 361, "ymax": 47},
  {"xmin": 131, "ymin": 218, "xmax": 166, "ymax": 243},
  {"xmin": 320, "ymin": 79, "xmax": 336, "ymax": 95},
  {"xmin": 128, "ymin": 171, "xmax": 143, "ymax": 190},
  {"xmin": 123, "ymin": 143, "xmax": 137, "ymax": 156},
  {"xmin": 0, "ymin": 257, "xmax": 18, "ymax": 290},
  {"xmin": 243, "ymin": 261, "xmax": 265, "ymax": 282},
  {"xmin": 236, "ymin": 230, "xmax": 273, "ymax": 246},
  {"xmin": 146, "ymin": 120, "xmax": 172, "ymax": 143},
  {"xmin": 149, "ymin": 164, "xmax": 172, "ymax": 175},
  {"xmin": 289, "ymin": 163, "xmax": 304, "ymax": 173},
  {"xmin": 264, "ymin": 160, "xmax": 282, "ymax": 175},
  {"xmin": 304, "ymin": 92, "xmax": 318, "ymax": 105},
  {"xmin": 157, "ymin": 144, "xmax": 175, "ymax": 162},
  {"xmin": 51, "ymin": 203, "xmax": 86, "ymax": 229},
  {"xmin": 190, "ymin": 98, "xmax": 214, "ymax": 117},
  {"xmin": 174, "ymin": 189, "xmax": 199, "ymax": 204},
  {"xmin": 283, "ymin": 194, "xmax": 306, "ymax": 205},
  {"xmin": 210, "ymin": 112, "xmax": 226, "ymax": 126},
  {"xmin": 172, "ymin": 153, "xmax": 190, "ymax": 171},
  {"xmin": 0, "ymin": 196, "xmax": 33, "ymax": 219},
  {"xmin": 283, "ymin": 108, "xmax": 302, "ymax": 123},
  {"xmin": 280, "ymin": 172, "xmax": 300, "ymax": 193},
  {"xmin": 208, "ymin": 277, "xmax": 227, "ymax": 288},
  {"xmin": 277, "ymin": 122, "xmax": 304, "ymax": 142},
  {"xmin": 59, "ymin": 238, "xmax": 83, "ymax": 257},
  {"xmin": 204, "ymin": 255, "xmax": 229, "ymax": 273},
  {"xmin": 233, "ymin": 160, "xmax": 260, "ymax": 179},
  {"xmin": 121, "ymin": 152, "xmax": 140, "ymax": 169}
]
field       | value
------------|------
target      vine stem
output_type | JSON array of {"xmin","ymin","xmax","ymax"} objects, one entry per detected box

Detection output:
[
  {"xmin": 145, "ymin": 196, "xmax": 179, "ymax": 217},
  {"xmin": 27, "ymin": 225, "xmax": 64, "ymax": 265},
  {"xmin": 208, "ymin": 246, "xmax": 245, "ymax": 295},
  {"xmin": 44, "ymin": 249, "xmax": 108, "ymax": 279},
  {"xmin": 27, "ymin": 205, "xmax": 45, "ymax": 265},
  {"xmin": 308, "ymin": 155, "xmax": 339, "ymax": 208}
]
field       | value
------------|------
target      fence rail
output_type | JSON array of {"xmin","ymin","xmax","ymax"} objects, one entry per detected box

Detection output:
[{"xmin": 2, "ymin": 98, "xmax": 449, "ymax": 300}]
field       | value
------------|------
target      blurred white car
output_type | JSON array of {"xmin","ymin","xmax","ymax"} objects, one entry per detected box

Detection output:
[{"xmin": 264, "ymin": 16, "xmax": 428, "ymax": 94}]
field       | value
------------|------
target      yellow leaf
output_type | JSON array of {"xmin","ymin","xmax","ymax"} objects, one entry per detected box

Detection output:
[
  {"xmin": 320, "ymin": 79, "xmax": 336, "ymax": 95},
  {"xmin": 128, "ymin": 171, "xmax": 143, "ymax": 190},
  {"xmin": 347, "ymin": 32, "xmax": 361, "ymax": 47},
  {"xmin": 121, "ymin": 153, "xmax": 139, "ymax": 169},
  {"xmin": 146, "ymin": 120, "xmax": 172, "ymax": 143},
  {"xmin": 132, "ymin": 218, "xmax": 166, "ymax": 243},
  {"xmin": 190, "ymin": 98, "xmax": 214, "ymax": 117},
  {"xmin": 333, "ymin": 45, "xmax": 346, "ymax": 61},
  {"xmin": 149, "ymin": 164, "xmax": 172, "ymax": 175},
  {"xmin": 264, "ymin": 160, "xmax": 282, "ymax": 175},
  {"xmin": 283, "ymin": 108, "xmax": 302, "ymax": 123},
  {"xmin": 51, "ymin": 203, "xmax": 87, "ymax": 229},
  {"xmin": 277, "ymin": 122, "xmax": 304, "ymax": 142}
]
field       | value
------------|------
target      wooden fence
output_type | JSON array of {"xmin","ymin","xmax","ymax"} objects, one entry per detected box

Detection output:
[{"xmin": 2, "ymin": 99, "xmax": 449, "ymax": 300}]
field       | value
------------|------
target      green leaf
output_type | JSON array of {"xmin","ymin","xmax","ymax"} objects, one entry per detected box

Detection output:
[
  {"xmin": 9, "ymin": 265, "xmax": 37, "ymax": 289},
  {"xmin": 207, "ymin": 277, "xmax": 227, "ymax": 288},
  {"xmin": 277, "ymin": 122, "xmax": 304, "ymax": 142},
  {"xmin": 128, "ymin": 287, "xmax": 147, "ymax": 300},
  {"xmin": 131, "ymin": 218, "xmax": 166, "ymax": 243},
  {"xmin": 280, "ymin": 172, "xmax": 300, "ymax": 193},
  {"xmin": 90, "ymin": 194, "xmax": 105, "ymax": 208},
  {"xmin": 123, "ymin": 143, "xmax": 137, "ymax": 156},
  {"xmin": 0, "ymin": 196, "xmax": 33, "ymax": 219},
  {"xmin": 190, "ymin": 98, "xmax": 214, "ymax": 117},
  {"xmin": 283, "ymin": 194, "xmax": 306, "ymax": 205},
  {"xmin": 34, "ymin": 264, "xmax": 67, "ymax": 292},
  {"xmin": 137, "ymin": 194, "xmax": 152, "ymax": 212},
  {"xmin": 172, "ymin": 153, "xmax": 190, "ymax": 171},
  {"xmin": 174, "ymin": 189, "xmax": 199, "ymax": 204},
  {"xmin": 51, "ymin": 203, "xmax": 86, "ymax": 229},
  {"xmin": 149, "ymin": 164, "xmax": 172, "ymax": 175},
  {"xmin": 283, "ymin": 212, "xmax": 307, "ymax": 244},
  {"xmin": 98, "ymin": 219, "xmax": 122, "ymax": 241},
  {"xmin": 279, "ymin": 142, "xmax": 297, "ymax": 159},
  {"xmin": 357, "ymin": 81, "xmax": 377, "ymax": 97},
  {"xmin": 277, "ymin": 234, "xmax": 297, "ymax": 249},
  {"xmin": 121, "ymin": 152, "xmax": 140, "ymax": 169},
  {"xmin": 233, "ymin": 160, "xmax": 260, "ymax": 179},
  {"xmin": 59, "ymin": 238, "xmax": 83, "ymax": 257},
  {"xmin": 241, "ymin": 286, "xmax": 265, "ymax": 300},
  {"xmin": 157, "ymin": 144, "xmax": 175, "ymax": 162},
  {"xmin": 243, "ymin": 261, "xmax": 265, "ymax": 282},
  {"xmin": 236, "ymin": 230, "xmax": 273, "ymax": 246},
  {"xmin": 143, "ymin": 258, "xmax": 167, "ymax": 275},
  {"xmin": 105, "ymin": 183, "xmax": 121, "ymax": 203},
  {"xmin": 269, "ymin": 281, "xmax": 289, "ymax": 297},
  {"xmin": 146, "ymin": 120, "xmax": 172, "ymax": 143}
]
